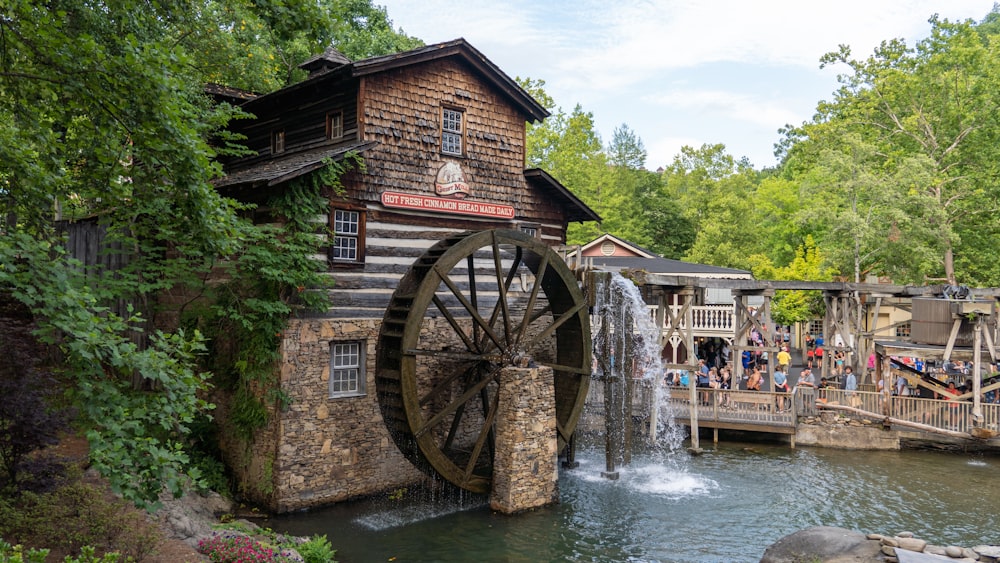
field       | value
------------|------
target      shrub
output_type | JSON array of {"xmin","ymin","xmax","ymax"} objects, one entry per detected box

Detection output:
[
  {"xmin": 0, "ymin": 480, "xmax": 161, "ymax": 561},
  {"xmin": 0, "ymin": 539, "xmax": 123, "ymax": 562},
  {"xmin": 297, "ymin": 535, "xmax": 336, "ymax": 563},
  {"xmin": 197, "ymin": 533, "xmax": 299, "ymax": 563}
]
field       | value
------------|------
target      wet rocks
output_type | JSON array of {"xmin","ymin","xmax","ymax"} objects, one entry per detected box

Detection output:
[
  {"xmin": 760, "ymin": 526, "xmax": 881, "ymax": 562},
  {"xmin": 764, "ymin": 527, "xmax": 1000, "ymax": 562}
]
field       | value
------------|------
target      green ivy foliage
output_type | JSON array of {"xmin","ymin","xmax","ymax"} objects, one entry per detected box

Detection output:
[
  {"xmin": 0, "ymin": 235, "xmax": 211, "ymax": 510},
  {"xmin": 193, "ymin": 156, "xmax": 361, "ymax": 458}
]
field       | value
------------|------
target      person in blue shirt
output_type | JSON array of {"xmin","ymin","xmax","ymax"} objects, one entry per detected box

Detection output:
[
  {"xmin": 774, "ymin": 369, "xmax": 789, "ymax": 411},
  {"xmin": 844, "ymin": 366, "xmax": 859, "ymax": 407},
  {"xmin": 844, "ymin": 366, "xmax": 857, "ymax": 391}
]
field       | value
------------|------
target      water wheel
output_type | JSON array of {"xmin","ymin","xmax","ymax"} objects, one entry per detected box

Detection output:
[{"xmin": 376, "ymin": 229, "xmax": 591, "ymax": 494}]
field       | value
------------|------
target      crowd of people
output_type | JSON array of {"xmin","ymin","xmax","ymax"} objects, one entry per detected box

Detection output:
[{"xmin": 661, "ymin": 331, "xmax": 1000, "ymax": 408}]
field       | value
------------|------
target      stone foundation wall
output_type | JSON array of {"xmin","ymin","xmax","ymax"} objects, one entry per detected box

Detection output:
[
  {"xmin": 271, "ymin": 317, "xmax": 425, "ymax": 512},
  {"xmin": 794, "ymin": 413, "xmax": 901, "ymax": 450},
  {"xmin": 261, "ymin": 303, "xmax": 563, "ymax": 512}
]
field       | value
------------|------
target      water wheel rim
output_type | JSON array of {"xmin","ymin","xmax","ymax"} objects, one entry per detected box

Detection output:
[{"xmin": 377, "ymin": 229, "xmax": 591, "ymax": 494}]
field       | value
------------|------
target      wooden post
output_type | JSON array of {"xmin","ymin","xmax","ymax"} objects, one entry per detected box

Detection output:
[
  {"xmin": 623, "ymin": 304, "xmax": 635, "ymax": 466},
  {"xmin": 973, "ymin": 316, "xmax": 983, "ymax": 424},
  {"xmin": 762, "ymin": 289, "xmax": 775, "ymax": 391},
  {"xmin": 649, "ymin": 291, "xmax": 667, "ymax": 442},
  {"xmin": 682, "ymin": 287, "xmax": 700, "ymax": 452},
  {"xmin": 596, "ymin": 273, "xmax": 621, "ymax": 480},
  {"xmin": 880, "ymin": 353, "xmax": 891, "ymax": 417},
  {"xmin": 866, "ymin": 296, "xmax": 884, "ymax": 385},
  {"xmin": 561, "ymin": 432, "xmax": 578, "ymax": 469},
  {"xmin": 733, "ymin": 292, "xmax": 749, "ymax": 384}
]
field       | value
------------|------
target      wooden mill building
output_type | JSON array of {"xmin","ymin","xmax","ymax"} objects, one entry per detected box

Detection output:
[{"xmin": 212, "ymin": 39, "xmax": 599, "ymax": 511}]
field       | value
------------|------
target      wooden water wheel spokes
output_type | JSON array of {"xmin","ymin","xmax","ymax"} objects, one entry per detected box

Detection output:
[{"xmin": 376, "ymin": 229, "xmax": 591, "ymax": 494}]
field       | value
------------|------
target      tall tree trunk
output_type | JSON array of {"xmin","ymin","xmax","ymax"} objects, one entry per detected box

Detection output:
[{"xmin": 944, "ymin": 246, "xmax": 956, "ymax": 285}]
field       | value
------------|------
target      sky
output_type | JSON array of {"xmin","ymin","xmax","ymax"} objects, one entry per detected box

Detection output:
[{"xmin": 376, "ymin": 0, "xmax": 997, "ymax": 170}]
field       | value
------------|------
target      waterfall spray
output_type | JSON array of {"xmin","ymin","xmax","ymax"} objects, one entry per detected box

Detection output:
[{"xmin": 592, "ymin": 272, "xmax": 685, "ymax": 474}]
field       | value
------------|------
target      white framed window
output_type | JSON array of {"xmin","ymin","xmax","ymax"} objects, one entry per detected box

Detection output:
[
  {"xmin": 330, "ymin": 341, "xmax": 366, "ymax": 398},
  {"xmin": 326, "ymin": 112, "xmax": 343, "ymax": 140},
  {"xmin": 331, "ymin": 208, "xmax": 362, "ymax": 263},
  {"xmin": 441, "ymin": 107, "xmax": 463, "ymax": 156},
  {"xmin": 895, "ymin": 322, "xmax": 912, "ymax": 338}
]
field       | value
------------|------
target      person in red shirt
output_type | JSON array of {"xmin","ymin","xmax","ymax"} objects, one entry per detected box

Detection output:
[{"xmin": 944, "ymin": 381, "xmax": 961, "ymax": 429}]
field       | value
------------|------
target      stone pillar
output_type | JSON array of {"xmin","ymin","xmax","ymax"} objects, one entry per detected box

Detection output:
[{"xmin": 490, "ymin": 366, "xmax": 559, "ymax": 514}]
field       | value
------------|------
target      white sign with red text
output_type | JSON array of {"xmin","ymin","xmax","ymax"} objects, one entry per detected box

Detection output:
[{"xmin": 381, "ymin": 191, "xmax": 515, "ymax": 219}]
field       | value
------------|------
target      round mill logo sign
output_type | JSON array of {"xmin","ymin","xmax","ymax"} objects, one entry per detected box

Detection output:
[{"xmin": 380, "ymin": 162, "xmax": 515, "ymax": 220}]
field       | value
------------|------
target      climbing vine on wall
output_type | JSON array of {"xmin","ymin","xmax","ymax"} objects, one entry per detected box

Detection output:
[{"xmin": 193, "ymin": 155, "xmax": 363, "ymax": 454}]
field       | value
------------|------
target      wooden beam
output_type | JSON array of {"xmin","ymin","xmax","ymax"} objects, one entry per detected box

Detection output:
[{"xmin": 819, "ymin": 403, "xmax": 970, "ymax": 439}]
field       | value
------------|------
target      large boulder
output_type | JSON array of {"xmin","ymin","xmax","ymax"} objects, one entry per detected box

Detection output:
[{"xmin": 761, "ymin": 526, "xmax": 885, "ymax": 563}]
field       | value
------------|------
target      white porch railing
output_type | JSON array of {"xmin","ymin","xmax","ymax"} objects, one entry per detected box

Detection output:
[{"xmin": 648, "ymin": 304, "xmax": 736, "ymax": 338}]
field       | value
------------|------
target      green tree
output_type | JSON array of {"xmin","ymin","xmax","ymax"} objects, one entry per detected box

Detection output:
[
  {"xmin": 750, "ymin": 236, "xmax": 834, "ymax": 325},
  {"xmin": 809, "ymin": 15, "xmax": 1000, "ymax": 285},
  {"xmin": 519, "ymin": 78, "xmax": 612, "ymax": 244},
  {"xmin": 794, "ymin": 134, "xmax": 941, "ymax": 284},
  {"xmin": 661, "ymin": 144, "xmax": 762, "ymax": 269},
  {"xmin": 0, "ymin": 0, "xmax": 357, "ymax": 507},
  {"xmin": 329, "ymin": 0, "xmax": 424, "ymax": 61}
]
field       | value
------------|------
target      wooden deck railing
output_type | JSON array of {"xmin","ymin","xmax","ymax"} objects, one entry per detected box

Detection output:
[
  {"xmin": 586, "ymin": 380, "xmax": 797, "ymax": 430},
  {"xmin": 818, "ymin": 389, "xmax": 1000, "ymax": 434},
  {"xmin": 585, "ymin": 379, "xmax": 1000, "ymax": 437}
]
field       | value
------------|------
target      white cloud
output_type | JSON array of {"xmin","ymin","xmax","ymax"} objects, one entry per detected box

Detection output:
[
  {"xmin": 643, "ymin": 89, "xmax": 802, "ymax": 128},
  {"xmin": 645, "ymin": 135, "xmax": 705, "ymax": 168},
  {"xmin": 377, "ymin": 0, "xmax": 997, "ymax": 169}
]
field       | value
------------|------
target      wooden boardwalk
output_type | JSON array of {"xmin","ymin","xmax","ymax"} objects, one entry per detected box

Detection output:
[{"xmin": 585, "ymin": 381, "xmax": 1000, "ymax": 439}]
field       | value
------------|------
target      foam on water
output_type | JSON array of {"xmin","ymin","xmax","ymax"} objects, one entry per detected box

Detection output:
[
  {"xmin": 353, "ymin": 501, "xmax": 485, "ymax": 531},
  {"xmin": 566, "ymin": 454, "xmax": 717, "ymax": 498},
  {"xmin": 625, "ymin": 462, "xmax": 719, "ymax": 497}
]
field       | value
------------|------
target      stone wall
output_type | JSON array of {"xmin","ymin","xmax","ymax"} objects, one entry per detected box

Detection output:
[
  {"xmin": 794, "ymin": 413, "xmax": 901, "ymax": 450},
  {"xmin": 270, "ymin": 317, "xmax": 426, "ymax": 512},
  {"xmin": 490, "ymin": 366, "xmax": 559, "ymax": 514},
  {"xmin": 259, "ymin": 293, "xmax": 564, "ymax": 512}
]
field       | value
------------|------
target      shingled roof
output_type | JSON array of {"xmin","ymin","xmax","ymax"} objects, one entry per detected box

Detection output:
[
  {"xmin": 523, "ymin": 169, "xmax": 600, "ymax": 224},
  {"xmin": 239, "ymin": 39, "xmax": 548, "ymax": 123},
  {"xmin": 214, "ymin": 141, "xmax": 378, "ymax": 189},
  {"xmin": 299, "ymin": 47, "xmax": 352, "ymax": 77}
]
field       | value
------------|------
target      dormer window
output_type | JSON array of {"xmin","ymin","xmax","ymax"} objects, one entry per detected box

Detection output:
[
  {"xmin": 441, "ymin": 107, "xmax": 464, "ymax": 156},
  {"xmin": 271, "ymin": 130, "xmax": 285, "ymax": 154},
  {"xmin": 326, "ymin": 112, "xmax": 343, "ymax": 140}
]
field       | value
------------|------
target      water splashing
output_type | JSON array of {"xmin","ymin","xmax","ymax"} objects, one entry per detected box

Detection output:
[{"xmin": 592, "ymin": 272, "xmax": 686, "ymax": 455}]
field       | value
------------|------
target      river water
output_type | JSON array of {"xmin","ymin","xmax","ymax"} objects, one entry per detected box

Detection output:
[
  {"xmin": 272, "ymin": 274, "xmax": 1000, "ymax": 561},
  {"xmin": 270, "ymin": 440, "xmax": 1000, "ymax": 563}
]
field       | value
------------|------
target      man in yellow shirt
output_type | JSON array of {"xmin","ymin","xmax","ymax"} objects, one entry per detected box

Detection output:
[{"xmin": 776, "ymin": 346, "xmax": 791, "ymax": 372}]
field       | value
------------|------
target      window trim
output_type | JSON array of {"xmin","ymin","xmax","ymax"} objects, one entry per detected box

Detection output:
[
  {"xmin": 329, "ymin": 203, "xmax": 366, "ymax": 268},
  {"xmin": 895, "ymin": 322, "xmax": 912, "ymax": 339},
  {"xmin": 329, "ymin": 340, "xmax": 366, "ymax": 398},
  {"xmin": 518, "ymin": 223, "xmax": 541, "ymax": 239},
  {"xmin": 441, "ymin": 106, "xmax": 464, "ymax": 156},
  {"xmin": 271, "ymin": 130, "xmax": 285, "ymax": 154},
  {"xmin": 326, "ymin": 111, "xmax": 344, "ymax": 140}
]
